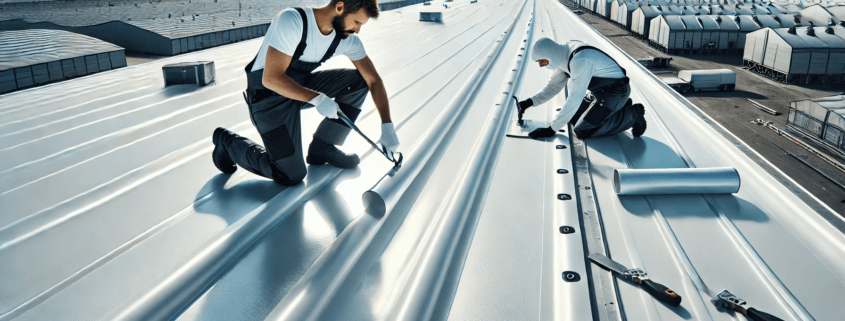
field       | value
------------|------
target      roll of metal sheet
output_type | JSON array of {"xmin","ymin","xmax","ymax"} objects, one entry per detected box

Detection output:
[{"xmin": 613, "ymin": 167, "xmax": 740, "ymax": 195}]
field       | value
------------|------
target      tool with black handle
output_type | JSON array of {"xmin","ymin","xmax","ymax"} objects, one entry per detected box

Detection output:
[
  {"xmin": 587, "ymin": 253, "xmax": 682, "ymax": 307},
  {"xmin": 512, "ymin": 95, "xmax": 524, "ymax": 126},
  {"xmin": 336, "ymin": 109, "xmax": 403, "ymax": 176},
  {"xmin": 711, "ymin": 290, "xmax": 784, "ymax": 321}
]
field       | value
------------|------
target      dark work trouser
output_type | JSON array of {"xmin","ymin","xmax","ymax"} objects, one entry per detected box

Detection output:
[
  {"xmin": 225, "ymin": 69, "xmax": 368, "ymax": 185},
  {"xmin": 571, "ymin": 82, "xmax": 635, "ymax": 139}
]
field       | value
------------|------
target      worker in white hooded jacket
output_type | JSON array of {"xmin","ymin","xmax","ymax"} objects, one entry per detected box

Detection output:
[{"xmin": 516, "ymin": 37, "xmax": 646, "ymax": 139}]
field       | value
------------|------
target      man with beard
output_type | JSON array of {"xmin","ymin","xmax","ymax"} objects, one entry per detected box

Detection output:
[
  {"xmin": 211, "ymin": 0, "xmax": 399, "ymax": 185},
  {"xmin": 515, "ymin": 37, "xmax": 646, "ymax": 140}
]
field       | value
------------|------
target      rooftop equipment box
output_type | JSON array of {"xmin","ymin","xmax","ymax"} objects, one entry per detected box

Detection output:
[
  {"xmin": 163, "ymin": 61, "xmax": 215, "ymax": 86},
  {"xmin": 420, "ymin": 12, "xmax": 443, "ymax": 22}
]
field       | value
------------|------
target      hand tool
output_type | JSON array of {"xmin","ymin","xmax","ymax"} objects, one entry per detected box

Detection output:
[
  {"xmin": 587, "ymin": 253, "xmax": 682, "ymax": 307},
  {"xmin": 513, "ymin": 95, "xmax": 525, "ymax": 126},
  {"xmin": 711, "ymin": 290, "xmax": 784, "ymax": 321},
  {"xmin": 336, "ymin": 109, "xmax": 403, "ymax": 176}
]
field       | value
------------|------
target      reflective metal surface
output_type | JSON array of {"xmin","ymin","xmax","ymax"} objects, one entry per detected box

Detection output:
[{"xmin": 4, "ymin": 0, "xmax": 845, "ymax": 320}]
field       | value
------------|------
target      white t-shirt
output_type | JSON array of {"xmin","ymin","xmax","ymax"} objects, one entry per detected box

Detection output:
[{"xmin": 251, "ymin": 7, "xmax": 368, "ymax": 72}]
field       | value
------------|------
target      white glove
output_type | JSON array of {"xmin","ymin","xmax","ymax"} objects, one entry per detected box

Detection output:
[
  {"xmin": 309, "ymin": 93, "xmax": 338, "ymax": 119},
  {"xmin": 378, "ymin": 122, "xmax": 400, "ymax": 154}
]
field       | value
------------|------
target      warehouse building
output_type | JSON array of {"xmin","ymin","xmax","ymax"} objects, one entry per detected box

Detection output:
[
  {"xmin": 744, "ymin": 26, "xmax": 845, "ymax": 84},
  {"xmin": 789, "ymin": 95, "xmax": 845, "ymax": 156}
]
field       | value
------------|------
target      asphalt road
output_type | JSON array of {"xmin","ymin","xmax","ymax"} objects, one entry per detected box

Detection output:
[{"xmin": 570, "ymin": 7, "xmax": 845, "ymax": 216}]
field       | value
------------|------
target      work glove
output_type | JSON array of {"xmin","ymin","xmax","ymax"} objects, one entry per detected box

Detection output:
[
  {"xmin": 309, "ymin": 93, "xmax": 339, "ymax": 119},
  {"xmin": 528, "ymin": 126, "xmax": 556, "ymax": 139},
  {"xmin": 518, "ymin": 98, "xmax": 534, "ymax": 113},
  {"xmin": 379, "ymin": 122, "xmax": 400, "ymax": 154}
]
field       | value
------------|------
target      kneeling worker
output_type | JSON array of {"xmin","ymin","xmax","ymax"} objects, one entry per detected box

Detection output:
[
  {"xmin": 211, "ymin": 0, "xmax": 399, "ymax": 185},
  {"xmin": 516, "ymin": 37, "xmax": 646, "ymax": 139}
]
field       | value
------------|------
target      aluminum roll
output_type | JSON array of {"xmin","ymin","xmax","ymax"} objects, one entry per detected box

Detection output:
[{"xmin": 613, "ymin": 167, "xmax": 740, "ymax": 195}]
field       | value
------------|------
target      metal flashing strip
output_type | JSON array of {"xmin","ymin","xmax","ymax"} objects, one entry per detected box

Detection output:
[{"xmin": 571, "ymin": 126, "xmax": 621, "ymax": 321}]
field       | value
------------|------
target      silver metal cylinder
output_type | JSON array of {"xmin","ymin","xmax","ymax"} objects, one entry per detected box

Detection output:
[{"xmin": 613, "ymin": 167, "xmax": 740, "ymax": 195}]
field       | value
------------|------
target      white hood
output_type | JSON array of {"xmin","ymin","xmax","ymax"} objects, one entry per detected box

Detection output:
[{"xmin": 530, "ymin": 37, "xmax": 569, "ymax": 70}]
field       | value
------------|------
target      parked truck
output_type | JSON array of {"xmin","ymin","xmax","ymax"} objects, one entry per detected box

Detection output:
[{"xmin": 661, "ymin": 69, "xmax": 736, "ymax": 93}]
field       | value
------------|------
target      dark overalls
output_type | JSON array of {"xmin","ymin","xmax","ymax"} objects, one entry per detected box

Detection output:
[
  {"xmin": 565, "ymin": 46, "xmax": 638, "ymax": 139},
  {"xmin": 232, "ymin": 7, "xmax": 368, "ymax": 185}
]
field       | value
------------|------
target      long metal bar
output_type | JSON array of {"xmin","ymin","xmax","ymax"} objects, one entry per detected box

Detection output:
[{"xmin": 336, "ymin": 109, "xmax": 401, "ymax": 165}]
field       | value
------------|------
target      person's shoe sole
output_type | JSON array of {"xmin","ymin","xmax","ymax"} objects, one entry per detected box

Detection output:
[
  {"xmin": 305, "ymin": 155, "xmax": 328, "ymax": 166},
  {"xmin": 305, "ymin": 154, "xmax": 360, "ymax": 169},
  {"xmin": 212, "ymin": 127, "xmax": 237, "ymax": 174},
  {"xmin": 305, "ymin": 155, "xmax": 361, "ymax": 169},
  {"xmin": 632, "ymin": 104, "xmax": 647, "ymax": 137}
]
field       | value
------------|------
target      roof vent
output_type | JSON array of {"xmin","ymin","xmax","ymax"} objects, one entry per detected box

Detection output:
[
  {"xmin": 794, "ymin": 15, "xmax": 801, "ymax": 23},
  {"xmin": 807, "ymin": 27, "xmax": 815, "ymax": 36},
  {"xmin": 773, "ymin": 16, "xmax": 781, "ymax": 23},
  {"xmin": 808, "ymin": 21, "xmax": 815, "ymax": 26},
  {"xmin": 829, "ymin": 18, "xmax": 835, "ymax": 26},
  {"xmin": 716, "ymin": 16, "xmax": 722, "ymax": 22},
  {"xmin": 825, "ymin": 27, "xmax": 835, "ymax": 34},
  {"xmin": 788, "ymin": 26, "xmax": 796, "ymax": 34}
]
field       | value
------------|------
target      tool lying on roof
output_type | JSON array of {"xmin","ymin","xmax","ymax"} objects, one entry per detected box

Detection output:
[
  {"xmin": 613, "ymin": 167, "xmax": 740, "ymax": 195},
  {"xmin": 588, "ymin": 253, "xmax": 682, "ymax": 307},
  {"xmin": 337, "ymin": 109, "xmax": 403, "ymax": 176},
  {"xmin": 712, "ymin": 289, "xmax": 784, "ymax": 321}
]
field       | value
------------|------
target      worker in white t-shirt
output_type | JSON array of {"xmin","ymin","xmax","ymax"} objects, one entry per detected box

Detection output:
[
  {"xmin": 210, "ymin": 0, "xmax": 399, "ymax": 185},
  {"xmin": 515, "ymin": 37, "xmax": 646, "ymax": 140}
]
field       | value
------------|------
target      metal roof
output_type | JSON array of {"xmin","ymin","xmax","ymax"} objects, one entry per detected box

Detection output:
[
  {"xmin": 759, "ymin": 14, "xmax": 786, "ymax": 27},
  {"xmin": 698, "ymin": 14, "xmax": 723, "ymax": 28},
  {"xmin": 662, "ymin": 14, "xmax": 689, "ymax": 29},
  {"xmin": 680, "ymin": 14, "xmax": 705, "ymax": 28},
  {"xmin": 711, "ymin": 14, "xmax": 743, "ymax": 29},
  {"xmin": 0, "ymin": 29, "xmax": 123, "ymax": 71},
  {"xmin": 637, "ymin": 5, "xmax": 663, "ymax": 16},
  {"xmin": 4, "ymin": 0, "xmax": 845, "ymax": 320},
  {"xmin": 811, "ymin": 26, "xmax": 845, "ymax": 47},
  {"xmin": 771, "ymin": 26, "xmax": 816, "ymax": 47},
  {"xmin": 799, "ymin": 4, "xmax": 837, "ymax": 25}
]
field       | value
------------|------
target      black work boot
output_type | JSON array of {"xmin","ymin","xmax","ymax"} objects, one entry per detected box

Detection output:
[
  {"xmin": 306, "ymin": 138, "xmax": 360, "ymax": 169},
  {"xmin": 632, "ymin": 103, "xmax": 647, "ymax": 137},
  {"xmin": 212, "ymin": 127, "xmax": 237, "ymax": 173}
]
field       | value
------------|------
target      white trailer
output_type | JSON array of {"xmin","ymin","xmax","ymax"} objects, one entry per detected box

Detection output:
[{"xmin": 677, "ymin": 68, "xmax": 736, "ymax": 91}]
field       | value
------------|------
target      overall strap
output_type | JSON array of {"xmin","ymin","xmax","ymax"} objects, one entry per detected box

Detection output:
[
  {"xmin": 568, "ymin": 45, "xmax": 627, "ymax": 76},
  {"xmin": 292, "ymin": 7, "xmax": 309, "ymax": 61},
  {"xmin": 244, "ymin": 7, "xmax": 309, "ymax": 73},
  {"xmin": 319, "ymin": 31, "xmax": 343, "ymax": 64}
]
